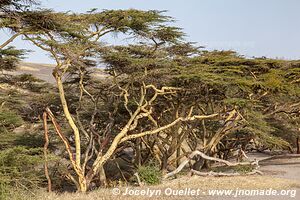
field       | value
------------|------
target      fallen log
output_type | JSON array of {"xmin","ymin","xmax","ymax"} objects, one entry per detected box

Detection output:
[
  {"xmin": 190, "ymin": 169, "xmax": 263, "ymax": 177},
  {"xmin": 191, "ymin": 170, "xmax": 240, "ymax": 177},
  {"xmin": 246, "ymin": 169, "xmax": 263, "ymax": 175},
  {"xmin": 164, "ymin": 150, "xmax": 258, "ymax": 179}
]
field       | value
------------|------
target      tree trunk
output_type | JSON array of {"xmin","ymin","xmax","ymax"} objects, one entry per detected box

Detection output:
[
  {"xmin": 176, "ymin": 146, "xmax": 181, "ymax": 167},
  {"xmin": 43, "ymin": 112, "xmax": 52, "ymax": 192},
  {"xmin": 55, "ymin": 73, "xmax": 81, "ymax": 166},
  {"xmin": 99, "ymin": 165, "xmax": 107, "ymax": 187},
  {"xmin": 297, "ymin": 137, "xmax": 300, "ymax": 154},
  {"xmin": 161, "ymin": 153, "xmax": 169, "ymax": 171},
  {"xmin": 78, "ymin": 176, "xmax": 88, "ymax": 192}
]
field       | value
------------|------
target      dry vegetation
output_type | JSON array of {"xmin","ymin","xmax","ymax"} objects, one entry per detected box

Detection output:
[{"xmin": 10, "ymin": 175, "xmax": 299, "ymax": 200}]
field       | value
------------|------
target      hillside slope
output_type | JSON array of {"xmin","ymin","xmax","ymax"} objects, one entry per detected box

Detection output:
[
  {"xmin": 5, "ymin": 62, "xmax": 106, "ymax": 83},
  {"xmin": 6, "ymin": 62, "xmax": 56, "ymax": 83}
]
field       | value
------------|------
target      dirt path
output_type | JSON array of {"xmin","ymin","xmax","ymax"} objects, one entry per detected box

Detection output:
[
  {"xmin": 260, "ymin": 156, "xmax": 300, "ymax": 181},
  {"xmin": 203, "ymin": 153, "xmax": 300, "ymax": 200}
]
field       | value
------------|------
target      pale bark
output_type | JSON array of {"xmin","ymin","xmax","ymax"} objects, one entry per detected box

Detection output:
[
  {"xmin": 0, "ymin": 33, "xmax": 21, "ymax": 49},
  {"xmin": 54, "ymin": 73, "xmax": 82, "ymax": 167},
  {"xmin": 120, "ymin": 114, "xmax": 218, "ymax": 143},
  {"xmin": 164, "ymin": 150, "xmax": 258, "ymax": 179},
  {"xmin": 52, "ymin": 71, "xmax": 88, "ymax": 192},
  {"xmin": 204, "ymin": 110, "xmax": 242, "ymax": 152},
  {"xmin": 190, "ymin": 169, "xmax": 263, "ymax": 177},
  {"xmin": 99, "ymin": 166, "xmax": 107, "ymax": 187}
]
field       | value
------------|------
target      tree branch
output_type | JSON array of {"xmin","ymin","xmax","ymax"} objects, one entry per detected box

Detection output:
[
  {"xmin": 42, "ymin": 112, "xmax": 52, "ymax": 192},
  {"xmin": 0, "ymin": 32, "xmax": 21, "ymax": 49},
  {"xmin": 120, "ymin": 114, "xmax": 218, "ymax": 143}
]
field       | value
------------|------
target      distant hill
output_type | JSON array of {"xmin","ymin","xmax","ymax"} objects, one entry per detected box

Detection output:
[
  {"xmin": 6, "ymin": 62, "xmax": 56, "ymax": 83},
  {"xmin": 6, "ymin": 62, "xmax": 106, "ymax": 84}
]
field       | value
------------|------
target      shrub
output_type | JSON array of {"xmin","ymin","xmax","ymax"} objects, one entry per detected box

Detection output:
[
  {"xmin": 0, "ymin": 182, "xmax": 10, "ymax": 200},
  {"xmin": 137, "ymin": 165, "xmax": 161, "ymax": 185},
  {"xmin": 0, "ymin": 108, "xmax": 23, "ymax": 132},
  {"xmin": 0, "ymin": 109, "xmax": 23, "ymax": 129},
  {"xmin": 0, "ymin": 146, "xmax": 45, "ymax": 194}
]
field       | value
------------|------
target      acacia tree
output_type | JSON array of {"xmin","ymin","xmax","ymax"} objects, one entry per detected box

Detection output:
[
  {"xmin": 17, "ymin": 9, "xmax": 220, "ymax": 192},
  {"xmin": 117, "ymin": 49, "xmax": 300, "ymax": 171},
  {"xmin": 3, "ymin": 2, "xmax": 299, "ymax": 192},
  {"xmin": 173, "ymin": 51, "xmax": 300, "ymax": 159}
]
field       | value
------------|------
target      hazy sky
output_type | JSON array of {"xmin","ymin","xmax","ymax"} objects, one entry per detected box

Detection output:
[{"xmin": 1, "ymin": 0, "xmax": 300, "ymax": 63}]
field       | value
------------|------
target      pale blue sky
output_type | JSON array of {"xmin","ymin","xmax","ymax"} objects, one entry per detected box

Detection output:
[{"xmin": 1, "ymin": 0, "xmax": 300, "ymax": 63}]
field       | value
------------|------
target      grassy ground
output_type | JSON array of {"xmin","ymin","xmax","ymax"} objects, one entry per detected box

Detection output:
[
  {"xmin": 7, "ymin": 155, "xmax": 300, "ymax": 200},
  {"xmin": 10, "ymin": 175, "xmax": 300, "ymax": 200}
]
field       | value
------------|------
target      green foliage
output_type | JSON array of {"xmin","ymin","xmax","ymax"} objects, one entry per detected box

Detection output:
[
  {"xmin": 14, "ymin": 74, "xmax": 43, "ymax": 83},
  {"xmin": 137, "ymin": 165, "xmax": 161, "ymax": 185},
  {"xmin": 11, "ymin": 74, "xmax": 49, "ymax": 93},
  {"xmin": 260, "ymin": 69, "xmax": 284, "ymax": 90},
  {"xmin": 0, "ymin": 47, "xmax": 26, "ymax": 71},
  {"xmin": 0, "ymin": 182, "xmax": 10, "ymax": 200},
  {"xmin": 0, "ymin": 0, "xmax": 37, "ymax": 12},
  {"xmin": 88, "ymin": 9, "xmax": 184, "ymax": 41},
  {"xmin": 0, "ymin": 108, "xmax": 23, "ymax": 132},
  {"xmin": 0, "ymin": 147, "xmax": 45, "ymax": 193},
  {"xmin": 223, "ymin": 98, "xmax": 251, "ymax": 108},
  {"xmin": 169, "ymin": 50, "xmax": 300, "ymax": 150},
  {"xmin": 242, "ymin": 110, "xmax": 291, "ymax": 149}
]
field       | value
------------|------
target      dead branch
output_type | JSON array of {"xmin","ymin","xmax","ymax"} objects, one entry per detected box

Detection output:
[
  {"xmin": 246, "ymin": 169, "xmax": 263, "ymax": 175},
  {"xmin": 190, "ymin": 169, "xmax": 263, "ymax": 177},
  {"xmin": 191, "ymin": 170, "xmax": 240, "ymax": 177},
  {"xmin": 164, "ymin": 150, "xmax": 258, "ymax": 179},
  {"xmin": 42, "ymin": 112, "xmax": 52, "ymax": 192}
]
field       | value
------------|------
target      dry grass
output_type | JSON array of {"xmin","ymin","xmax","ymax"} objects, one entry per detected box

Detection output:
[{"xmin": 17, "ymin": 175, "xmax": 299, "ymax": 200}]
